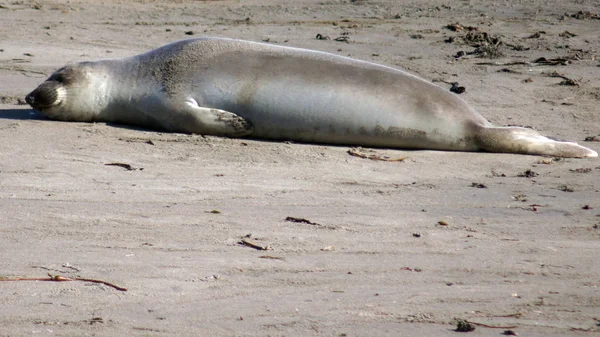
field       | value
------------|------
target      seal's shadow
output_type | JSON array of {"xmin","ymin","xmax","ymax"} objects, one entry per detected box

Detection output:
[
  {"xmin": 0, "ymin": 107, "xmax": 166, "ymax": 133},
  {"xmin": 0, "ymin": 108, "xmax": 147, "ymax": 130},
  {"xmin": 0, "ymin": 108, "xmax": 44, "ymax": 120}
]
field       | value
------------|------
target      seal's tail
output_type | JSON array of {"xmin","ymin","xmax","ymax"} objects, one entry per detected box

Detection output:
[{"xmin": 475, "ymin": 126, "xmax": 598, "ymax": 158}]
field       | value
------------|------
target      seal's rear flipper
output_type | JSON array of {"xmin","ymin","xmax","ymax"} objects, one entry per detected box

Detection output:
[{"xmin": 476, "ymin": 126, "xmax": 598, "ymax": 158}]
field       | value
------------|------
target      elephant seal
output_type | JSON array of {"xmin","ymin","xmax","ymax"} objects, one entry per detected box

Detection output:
[{"xmin": 26, "ymin": 37, "xmax": 597, "ymax": 158}]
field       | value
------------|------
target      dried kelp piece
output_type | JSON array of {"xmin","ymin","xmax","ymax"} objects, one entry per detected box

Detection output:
[
  {"xmin": 445, "ymin": 22, "xmax": 478, "ymax": 32},
  {"xmin": 568, "ymin": 11, "xmax": 600, "ymax": 20}
]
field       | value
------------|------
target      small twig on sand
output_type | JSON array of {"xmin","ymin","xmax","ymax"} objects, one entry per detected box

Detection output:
[
  {"xmin": 285, "ymin": 216, "xmax": 322, "ymax": 226},
  {"xmin": 485, "ymin": 313, "xmax": 523, "ymax": 318},
  {"xmin": 476, "ymin": 54, "xmax": 582, "ymax": 67},
  {"xmin": 347, "ymin": 148, "xmax": 407, "ymax": 162},
  {"xmin": 543, "ymin": 71, "xmax": 580, "ymax": 86},
  {"xmin": 0, "ymin": 274, "xmax": 127, "ymax": 291},
  {"xmin": 466, "ymin": 320, "xmax": 518, "ymax": 329},
  {"xmin": 239, "ymin": 238, "xmax": 271, "ymax": 251},
  {"xmin": 105, "ymin": 162, "xmax": 136, "ymax": 170},
  {"xmin": 475, "ymin": 61, "xmax": 531, "ymax": 66},
  {"xmin": 259, "ymin": 255, "xmax": 285, "ymax": 260}
]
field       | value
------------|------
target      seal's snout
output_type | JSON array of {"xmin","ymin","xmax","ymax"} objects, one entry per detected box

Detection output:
[
  {"xmin": 25, "ymin": 91, "xmax": 36, "ymax": 106},
  {"xmin": 25, "ymin": 81, "xmax": 62, "ymax": 110}
]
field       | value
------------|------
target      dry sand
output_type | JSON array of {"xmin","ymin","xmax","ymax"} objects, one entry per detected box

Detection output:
[{"xmin": 1, "ymin": 0, "xmax": 599, "ymax": 336}]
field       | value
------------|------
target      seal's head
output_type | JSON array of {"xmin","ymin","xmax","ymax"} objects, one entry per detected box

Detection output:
[{"xmin": 26, "ymin": 62, "xmax": 109, "ymax": 122}]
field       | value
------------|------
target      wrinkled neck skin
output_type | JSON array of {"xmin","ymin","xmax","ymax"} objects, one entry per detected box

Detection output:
[{"xmin": 90, "ymin": 59, "xmax": 153, "ymax": 125}]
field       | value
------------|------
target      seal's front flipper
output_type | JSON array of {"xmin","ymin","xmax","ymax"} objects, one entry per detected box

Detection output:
[
  {"xmin": 476, "ymin": 126, "xmax": 597, "ymax": 158},
  {"xmin": 173, "ymin": 99, "xmax": 253, "ymax": 137}
]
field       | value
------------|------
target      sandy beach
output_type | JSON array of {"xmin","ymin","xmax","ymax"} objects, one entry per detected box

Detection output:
[{"xmin": 1, "ymin": 1, "xmax": 599, "ymax": 336}]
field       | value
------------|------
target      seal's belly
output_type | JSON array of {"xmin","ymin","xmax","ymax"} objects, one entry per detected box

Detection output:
[{"xmin": 198, "ymin": 76, "xmax": 475, "ymax": 150}]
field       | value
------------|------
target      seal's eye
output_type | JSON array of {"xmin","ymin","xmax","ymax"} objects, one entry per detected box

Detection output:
[
  {"xmin": 50, "ymin": 69, "xmax": 77, "ymax": 85},
  {"xmin": 47, "ymin": 67, "xmax": 69, "ymax": 83}
]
